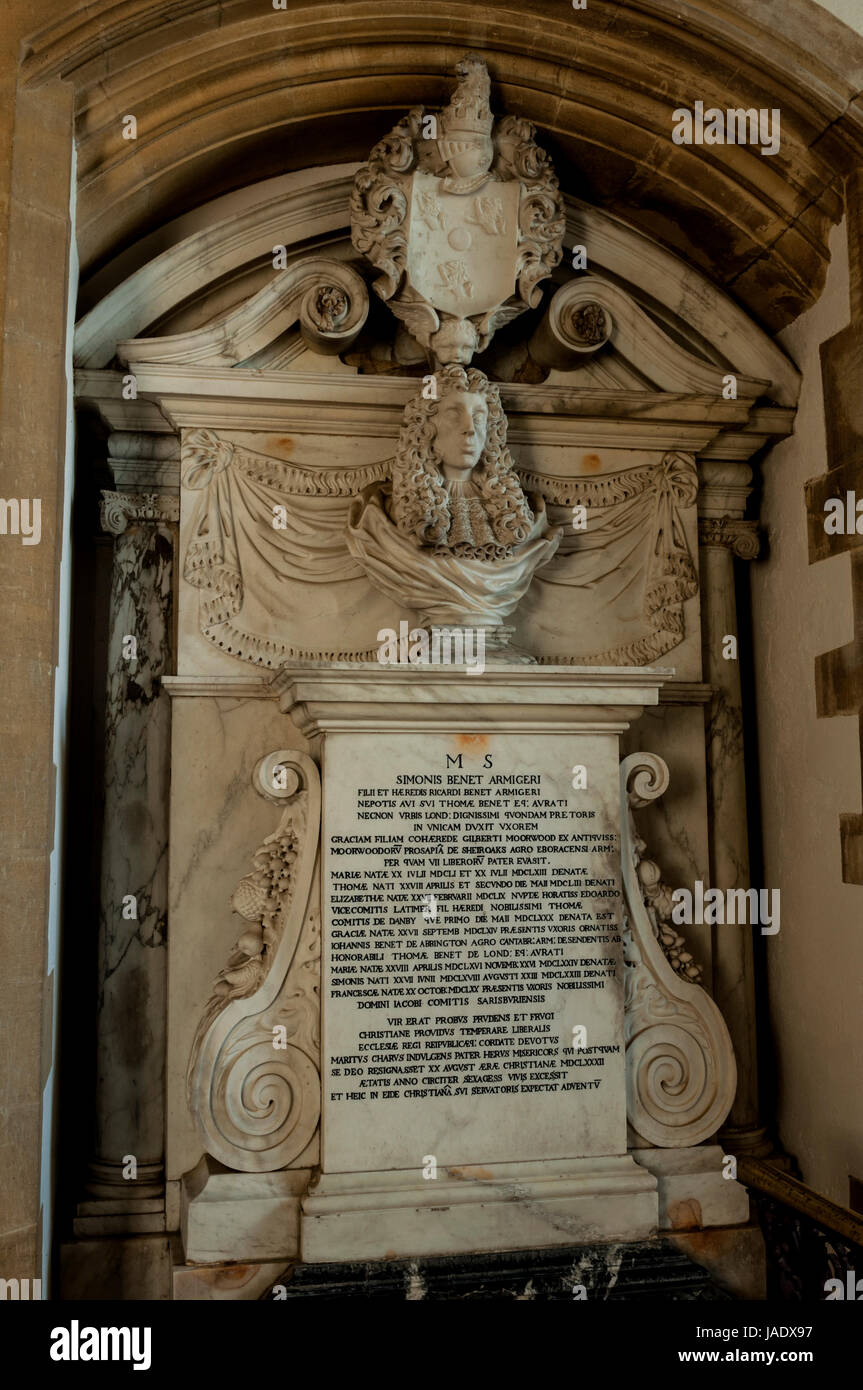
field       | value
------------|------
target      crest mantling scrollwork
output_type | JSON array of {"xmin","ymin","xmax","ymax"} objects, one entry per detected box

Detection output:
[{"xmin": 350, "ymin": 56, "xmax": 565, "ymax": 365}]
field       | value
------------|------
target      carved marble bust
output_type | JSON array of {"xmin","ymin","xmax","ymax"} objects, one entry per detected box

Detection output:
[
  {"xmin": 346, "ymin": 367, "xmax": 560, "ymax": 635},
  {"xmin": 390, "ymin": 365, "xmax": 534, "ymax": 560}
]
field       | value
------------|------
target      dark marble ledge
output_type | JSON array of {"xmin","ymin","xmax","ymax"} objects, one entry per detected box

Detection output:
[{"xmin": 262, "ymin": 1239, "xmax": 731, "ymax": 1301}]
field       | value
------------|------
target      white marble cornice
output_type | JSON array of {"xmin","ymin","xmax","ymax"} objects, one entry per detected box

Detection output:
[
  {"xmin": 163, "ymin": 675, "xmax": 277, "ymax": 699},
  {"xmin": 76, "ymin": 369, "xmax": 174, "ymax": 435},
  {"xmin": 161, "ymin": 672, "xmax": 714, "ymax": 705},
  {"xmin": 698, "ymin": 407, "xmax": 795, "ymax": 462},
  {"xmin": 76, "ymin": 365, "xmax": 789, "ymax": 460},
  {"xmin": 99, "ymin": 365, "xmax": 752, "ymax": 451},
  {"xmin": 272, "ymin": 664, "xmax": 670, "ymax": 737},
  {"xmin": 161, "ymin": 672, "xmax": 718, "ymax": 706},
  {"xmin": 163, "ymin": 666, "xmax": 670, "ymax": 731}
]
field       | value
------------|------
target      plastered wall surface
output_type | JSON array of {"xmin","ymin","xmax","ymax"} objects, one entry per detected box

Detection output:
[
  {"xmin": 814, "ymin": 0, "xmax": 863, "ymax": 33},
  {"xmin": 752, "ymin": 218, "xmax": 863, "ymax": 1204}
]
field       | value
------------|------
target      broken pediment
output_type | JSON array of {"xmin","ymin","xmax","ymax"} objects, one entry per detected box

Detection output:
[
  {"xmin": 75, "ymin": 164, "xmax": 800, "ymax": 406},
  {"xmin": 115, "ymin": 258, "xmax": 370, "ymax": 369}
]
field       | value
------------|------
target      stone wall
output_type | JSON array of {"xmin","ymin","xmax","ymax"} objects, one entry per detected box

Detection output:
[{"xmin": 0, "ymin": 0, "xmax": 75, "ymax": 1289}]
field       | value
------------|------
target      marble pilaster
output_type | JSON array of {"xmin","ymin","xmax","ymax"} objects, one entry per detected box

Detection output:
[
  {"xmin": 75, "ymin": 441, "xmax": 179, "ymax": 1235},
  {"xmin": 697, "ymin": 458, "xmax": 769, "ymax": 1156}
]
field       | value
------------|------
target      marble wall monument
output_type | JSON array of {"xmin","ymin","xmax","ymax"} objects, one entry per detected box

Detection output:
[{"xmin": 72, "ymin": 51, "xmax": 799, "ymax": 1293}]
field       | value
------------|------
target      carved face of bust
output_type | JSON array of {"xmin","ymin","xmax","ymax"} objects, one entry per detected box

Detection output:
[
  {"xmin": 433, "ymin": 390, "xmax": 489, "ymax": 483},
  {"xmin": 389, "ymin": 363, "xmax": 535, "ymax": 557}
]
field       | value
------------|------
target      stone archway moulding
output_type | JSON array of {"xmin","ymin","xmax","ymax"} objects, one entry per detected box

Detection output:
[{"xmin": 21, "ymin": 0, "xmax": 863, "ymax": 334}]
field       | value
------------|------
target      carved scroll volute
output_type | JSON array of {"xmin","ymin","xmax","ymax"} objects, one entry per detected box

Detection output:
[
  {"xmin": 187, "ymin": 749, "xmax": 322, "ymax": 1173},
  {"xmin": 621, "ymin": 753, "xmax": 737, "ymax": 1147},
  {"xmin": 118, "ymin": 257, "xmax": 369, "ymax": 367},
  {"xmin": 298, "ymin": 271, "xmax": 369, "ymax": 356}
]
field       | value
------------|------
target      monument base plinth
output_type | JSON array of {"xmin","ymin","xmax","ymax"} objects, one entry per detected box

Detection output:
[
  {"xmin": 182, "ymin": 1156, "xmax": 310, "ymax": 1264},
  {"xmin": 631, "ymin": 1144, "xmax": 750, "ymax": 1230},
  {"xmin": 300, "ymin": 1156, "xmax": 657, "ymax": 1263}
]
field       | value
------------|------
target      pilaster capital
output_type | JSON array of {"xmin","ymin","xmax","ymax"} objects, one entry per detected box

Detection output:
[
  {"xmin": 697, "ymin": 516, "xmax": 761, "ymax": 560},
  {"xmin": 100, "ymin": 489, "xmax": 180, "ymax": 535}
]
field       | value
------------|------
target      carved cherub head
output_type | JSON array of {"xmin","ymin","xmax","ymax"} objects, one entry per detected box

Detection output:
[
  {"xmin": 389, "ymin": 365, "xmax": 534, "ymax": 559},
  {"xmin": 429, "ymin": 316, "xmax": 480, "ymax": 365}
]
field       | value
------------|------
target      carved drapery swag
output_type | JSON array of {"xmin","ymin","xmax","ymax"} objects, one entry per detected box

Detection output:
[
  {"xmin": 181, "ymin": 429, "xmax": 698, "ymax": 666},
  {"xmin": 182, "ymin": 429, "xmax": 393, "ymax": 663},
  {"xmin": 520, "ymin": 452, "xmax": 698, "ymax": 665}
]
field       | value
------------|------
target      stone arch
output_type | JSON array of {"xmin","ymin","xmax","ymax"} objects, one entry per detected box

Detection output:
[{"xmin": 20, "ymin": 0, "xmax": 863, "ymax": 326}]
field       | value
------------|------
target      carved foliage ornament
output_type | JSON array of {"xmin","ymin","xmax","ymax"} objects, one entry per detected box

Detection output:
[
  {"xmin": 698, "ymin": 517, "xmax": 761, "ymax": 560},
  {"xmin": 620, "ymin": 753, "xmax": 737, "ymax": 1147},
  {"xmin": 100, "ymin": 489, "xmax": 179, "ymax": 535},
  {"xmin": 187, "ymin": 750, "xmax": 322, "ymax": 1172},
  {"xmin": 631, "ymin": 832, "xmax": 703, "ymax": 986},
  {"xmin": 350, "ymin": 55, "xmax": 565, "ymax": 364}
]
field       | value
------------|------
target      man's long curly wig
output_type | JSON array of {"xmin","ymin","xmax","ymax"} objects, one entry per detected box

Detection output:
[{"xmin": 389, "ymin": 365, "xmax": 534, "ymax": 559}]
